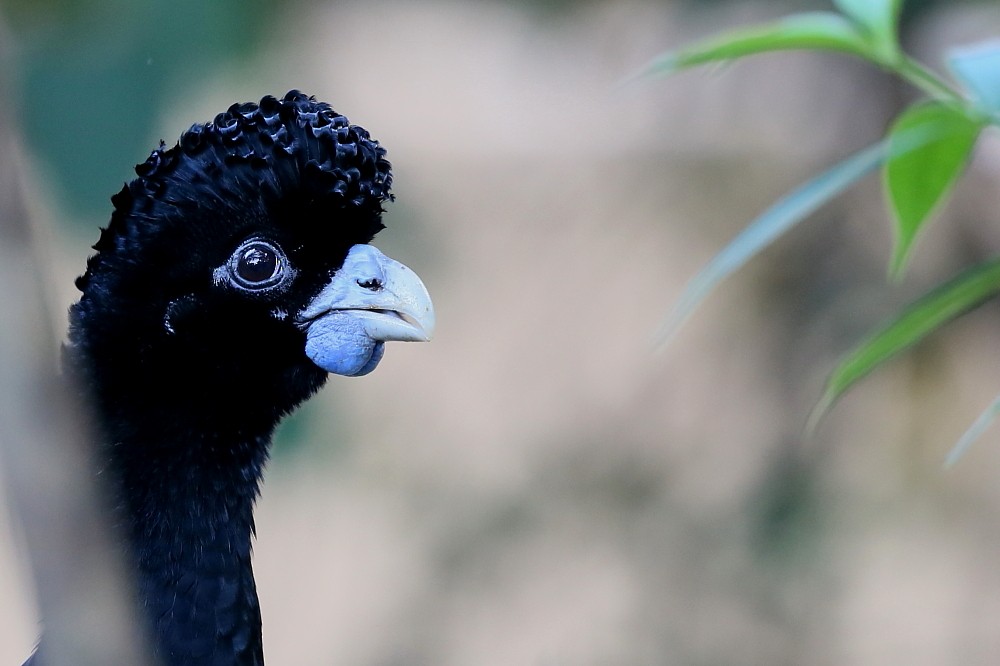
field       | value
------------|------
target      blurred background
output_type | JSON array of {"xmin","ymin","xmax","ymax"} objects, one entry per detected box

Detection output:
[{"xmin": 2, "ymin": 0, "xmax": 1000, "ymax": 663}]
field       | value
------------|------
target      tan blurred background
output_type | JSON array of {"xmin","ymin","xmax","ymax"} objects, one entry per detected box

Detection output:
[{"xmin": 3, "ymin": 1, "xmax": 1000, "ymax": 664}]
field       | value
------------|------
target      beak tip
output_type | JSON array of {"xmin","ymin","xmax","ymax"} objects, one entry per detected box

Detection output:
[{"xmin": 421, "ymin": 311, "xmax": 436, "ymax": 341}]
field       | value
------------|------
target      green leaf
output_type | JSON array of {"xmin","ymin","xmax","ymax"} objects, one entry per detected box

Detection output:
[
  {"xmin": 654, "ymin": 140, "xmax": 887, "ymax": 348},
  {"xmin": 635, "ymin": 12, "xmax": 873, "ymax": 79},
  {"xmin": 948, "ymin": 40, "xmax": 1000, "ymax": 117},
  {"xmin": 945, "ymin": 395, "xmax": 1000, "ymax": 468},
  {"xmin": 833, "ymin": 0, "xmax": 902, "ymax": 62},
  {"xmin": 810, "ymin": 257, "xmax": 1000, "ymax": 429},
  {"xmin": 885, "ymin": 101, "xmax": 983, "ymax": 278}
]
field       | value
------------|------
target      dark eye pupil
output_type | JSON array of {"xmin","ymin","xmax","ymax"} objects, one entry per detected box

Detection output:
[{"xmin": 237, "ymin": 246, "xmax": 279, "ymax": 283}]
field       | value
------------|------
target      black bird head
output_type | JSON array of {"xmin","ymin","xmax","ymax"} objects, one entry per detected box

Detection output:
[{"xmin": 68, "ymin": 91, "xmax": 434, "ymax": 435}]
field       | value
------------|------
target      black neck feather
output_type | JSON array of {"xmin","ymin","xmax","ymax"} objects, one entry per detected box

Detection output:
[{"xmin": 112, "ymin": 425, "xmax": 269, "ymax": 666}]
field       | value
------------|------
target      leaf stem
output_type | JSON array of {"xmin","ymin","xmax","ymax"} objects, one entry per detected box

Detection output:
[{"xmin": 895, "ymin": 55, "xmax": 964, "ymax": 102}]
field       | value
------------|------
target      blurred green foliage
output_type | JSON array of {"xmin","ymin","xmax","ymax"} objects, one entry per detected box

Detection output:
[
  {"xmin": 2, "ymin": 0, "xmax": 984, "ymax": 222},
  {"xmin": 6, "ymin": 0, "xmax": 276, "ymax": 222},
  {"xmin": 645, "ymin": 0, "xmax": 1000, "ymax": 454}
]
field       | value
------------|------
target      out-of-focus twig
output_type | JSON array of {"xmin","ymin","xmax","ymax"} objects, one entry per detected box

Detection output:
[{"xmin": 0, "ymin": 16, "xmax": 152, "ymax": 666}]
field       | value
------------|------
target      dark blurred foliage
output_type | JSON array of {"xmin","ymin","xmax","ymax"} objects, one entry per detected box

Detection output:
[{"xmin": 4, "ymin": 0, "xmax": 278, "ymax": 222}]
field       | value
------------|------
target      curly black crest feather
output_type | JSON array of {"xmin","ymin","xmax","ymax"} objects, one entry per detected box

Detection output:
[{"xmin": 79, "ymin": 90, "xmax": 393, "ymax": 294}]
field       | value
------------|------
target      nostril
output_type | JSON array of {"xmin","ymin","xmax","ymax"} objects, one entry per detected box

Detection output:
[{"xmin": 357, "ymin": 278, "xmax": 382, "ymax": 291}]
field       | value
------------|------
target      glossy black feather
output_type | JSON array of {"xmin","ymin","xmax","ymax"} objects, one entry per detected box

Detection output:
[{"xmin": 29, "ymin": 91, "xmax": 394, "ymax": 666}]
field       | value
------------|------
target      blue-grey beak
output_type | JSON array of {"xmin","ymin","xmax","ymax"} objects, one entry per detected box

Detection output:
[{"xmin": 297, "ymin": 244, "xmax": 435, "ymax": 376}]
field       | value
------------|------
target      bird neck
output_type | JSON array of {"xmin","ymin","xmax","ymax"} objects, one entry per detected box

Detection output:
[
  {"xmin": 65, "ymin": 323, "xmax": 320, "ymax": 665},
  {"xmin": 110, "ymin": 425, "xmax": 271, "ymax": 666}
]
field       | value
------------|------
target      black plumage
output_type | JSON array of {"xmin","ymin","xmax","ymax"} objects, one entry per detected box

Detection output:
[{"xmin": 25, "ymin": 91, "xmax": 434, "ymax": 666}]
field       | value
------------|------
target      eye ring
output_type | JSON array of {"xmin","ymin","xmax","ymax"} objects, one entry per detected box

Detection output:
[{"xmin": 227, "ymin": 239, "xmax": 287, "ymax": 291}]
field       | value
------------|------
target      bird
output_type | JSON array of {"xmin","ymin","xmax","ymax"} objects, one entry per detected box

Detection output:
[{"xmin": 24, "ymin": 90, "xmax": 435, "ymax": 666}]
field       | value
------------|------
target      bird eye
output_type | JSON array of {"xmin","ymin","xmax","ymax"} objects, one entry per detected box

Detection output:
[
  {"xmin": 238, "ymin": 245, "xmax": 279, "ymax": 283},
  {"xmin": 228, "ymin": 239, "xmax": 286, "ymax": 291}
]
